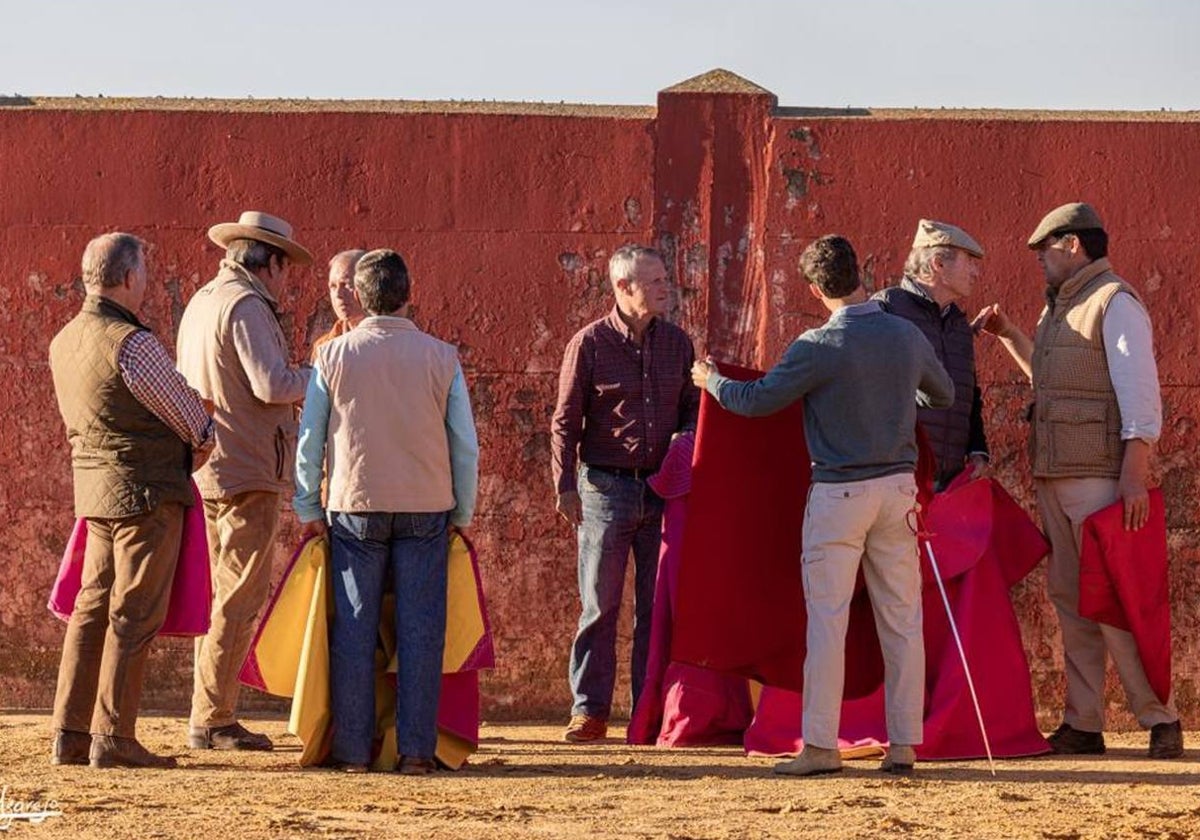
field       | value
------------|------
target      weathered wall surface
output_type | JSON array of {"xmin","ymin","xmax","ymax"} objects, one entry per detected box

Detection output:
[{"xmin": 3, "ymin": 74, "xmax": 1199, "ymax": 728}]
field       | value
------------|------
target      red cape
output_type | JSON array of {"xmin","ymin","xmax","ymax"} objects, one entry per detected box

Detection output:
[
  {"xmin": 669, "ymin": 364, "xmax": 1049, "ymax": 759},
  {"xmin": 670, "ymin": 363, "xmax": 883, "ymax": 699},
  {"xmin": 1078, "ymin": 489, "xmax": 1172, "ymax": 705}
]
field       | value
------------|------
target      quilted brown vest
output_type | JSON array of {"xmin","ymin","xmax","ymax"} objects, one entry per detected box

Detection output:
[
  {"xmin": 49, "ymin": 296, "xmax": 192, "ymax": 518},
  {"xmin": 1031, "ymin": 258, "xmax": 1139, "ymax": 479}
]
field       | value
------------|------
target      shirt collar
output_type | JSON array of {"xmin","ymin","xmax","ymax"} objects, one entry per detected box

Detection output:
[
  {"xmin": 219, "ymin": 259, "xmax": 280, "ymax": 309},
  {"xmin": 829, "ymin": 300, "xmax": 882, "ymax": 322},
  {"xmin": 605, "ymin": 305, "xmax": 657, "ymax": 341}
]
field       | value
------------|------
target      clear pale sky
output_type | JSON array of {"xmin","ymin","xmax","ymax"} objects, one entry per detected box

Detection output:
[{"xmin": 3, "ymin": 0, "xmax": 1198, "ymax": 109}]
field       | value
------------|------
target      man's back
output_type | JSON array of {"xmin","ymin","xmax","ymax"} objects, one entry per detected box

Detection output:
[
  {"xmin": 713, "ymin": 302, "xmax": 953, "ymax": 483},
  {"xmin": 318, "ymin": 316, "xmax": 460, "ymax": 514}
]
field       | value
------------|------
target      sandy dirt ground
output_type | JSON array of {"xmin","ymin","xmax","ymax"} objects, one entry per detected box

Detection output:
[{"xmin": 0, "ymin": 713, "xmax": 1198, "ymax": 839}]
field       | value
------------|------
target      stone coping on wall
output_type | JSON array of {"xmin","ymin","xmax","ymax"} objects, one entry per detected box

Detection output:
[{"xmin": 1, "ymin": 95, "xmax": 1199, "ymax": 123}]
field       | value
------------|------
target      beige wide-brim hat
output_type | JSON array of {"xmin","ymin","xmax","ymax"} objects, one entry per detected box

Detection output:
[{"xmin": 208, "ymin": 210, "xmax": 313, "ymax": 265}]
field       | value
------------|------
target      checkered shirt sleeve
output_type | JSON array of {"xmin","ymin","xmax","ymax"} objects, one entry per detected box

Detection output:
[{"xmin": 117, "ymin": 330, "xmax": 213, "ymax": 449}]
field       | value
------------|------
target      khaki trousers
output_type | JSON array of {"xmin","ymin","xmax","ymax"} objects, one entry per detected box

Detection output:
[
  {"xmin": 801, "ymin": 473, "xmax": 924, "ymax": 749},
  {"xmin": 52, "ymin": 502, "xmax": 184, "ymax": 737},
  {"xmin": 189, "ymin": 491, "xmax": 280, "ymax": 729},
  {"xmin": 1036, "ymin": 477, "xmax": 1177, "ymax": 731}
]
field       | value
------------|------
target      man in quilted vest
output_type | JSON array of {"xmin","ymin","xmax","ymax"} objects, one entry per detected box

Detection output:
[
  {"xmin": 177, "ymin": 211, "xmax": 312, "ymax": 751},
  {"xmin": 876, "ymin": 220, "xmax": 990, "ymax": 489},
  {"xmin": 974, "ymin": 202, "xmax": 1183, "ymax": 759},
  {"xmin": 293, "ymin": 249, "xmax": 479, "ymax": 774},
  {"xmin": 49, "ymin": 233, "xmax": 213, "ymax": 768}
]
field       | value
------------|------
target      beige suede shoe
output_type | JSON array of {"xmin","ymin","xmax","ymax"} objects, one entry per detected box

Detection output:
[
  {"xmin": 881, "ymin": 744, "xmax": 916, "ymax": 775},
  {"xmin": 772, "ymin": 745, "xmax": 843, "ymax": 777}
]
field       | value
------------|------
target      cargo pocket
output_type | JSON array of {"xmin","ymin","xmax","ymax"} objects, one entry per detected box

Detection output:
[{"xmin": 1046, "ymin": 399, "xmax": 1111, "ymax": 470}]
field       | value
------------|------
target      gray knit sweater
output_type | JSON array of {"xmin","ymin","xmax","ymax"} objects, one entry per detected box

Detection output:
[{"xmin": 706, "ymin": 301, "xmax": 954, "ymax": 483}]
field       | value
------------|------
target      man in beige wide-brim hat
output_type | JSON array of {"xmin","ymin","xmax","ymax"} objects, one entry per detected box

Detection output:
[
  {"xmin": 973, "ymin": 202, "xmax": 1183, "ymax": 760},
  {"xmin": 176, "ymin": 211, "xmax": 313, "ymax": 751}
]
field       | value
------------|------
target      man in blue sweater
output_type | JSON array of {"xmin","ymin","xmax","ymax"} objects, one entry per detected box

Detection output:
[{"xmin": 692, "ymin": 235, "xmax": 954, "ymax": 777}]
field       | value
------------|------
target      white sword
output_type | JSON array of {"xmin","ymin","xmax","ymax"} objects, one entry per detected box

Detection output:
[{"xmin": 918, "ymin": 520, "xmax": 997, "ymax": 777}]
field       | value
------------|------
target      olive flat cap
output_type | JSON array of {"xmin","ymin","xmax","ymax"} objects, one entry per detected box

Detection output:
[
  {"xmin": 911, "ymin": 219, "xmax": 984, "ymax": 258},
  {"xmin": 1027, "ymin": 202, "xmax": 1105, "ymax": 248}
]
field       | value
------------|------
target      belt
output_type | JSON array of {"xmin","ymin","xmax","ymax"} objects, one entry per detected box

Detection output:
[{"xmin": 587, "ymin": 464, "xmax": 652, "ymax": 481}]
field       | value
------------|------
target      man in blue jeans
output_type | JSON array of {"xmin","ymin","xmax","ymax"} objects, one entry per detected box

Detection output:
[
  {"xmin": 294, "ymin": 249, "xmax": 479, "ymax": 774},
  {"xmin": 551, "ymin": 245, "xmax": 699, "ymax": 742}
]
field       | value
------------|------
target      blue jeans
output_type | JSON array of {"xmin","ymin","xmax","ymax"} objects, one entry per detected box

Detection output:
[
  {"xmin": 569, "ymin": 465, "xmax": 664, "ymax": 717},
  {"xmin": 328, "ymin": 510, "xmax": 449, "ymax": 764}
]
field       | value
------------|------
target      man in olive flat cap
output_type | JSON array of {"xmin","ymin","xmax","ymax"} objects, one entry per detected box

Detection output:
[
  {"xmin": 973, "ymin": 202, "xmax": 1183, "ymax": 760},
  {"xmin": 876, "ymin": 220, "xmax": 990, "ymax": 489},
  {"xmin": 177, "ymin": 211, "xmax": 313, "ymax": 751}
]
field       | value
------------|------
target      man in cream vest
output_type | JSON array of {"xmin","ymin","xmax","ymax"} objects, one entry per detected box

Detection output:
[
  {"xmin": 974, "ymin": 202, "xmax": 1183, "ymax": 760},
  {"xmin": 293, "ymin": 249, "xmax": 479, "ymax": 774},
  {"xmin": 176, "ymin": 211, "xmax": 312, "ymax": 751}
]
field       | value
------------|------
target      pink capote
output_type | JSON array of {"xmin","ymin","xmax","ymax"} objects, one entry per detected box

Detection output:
[
  {"xmin": 744, "ymin": 476, "xmax": 1052, "ymax": 759},
  {"xmin": 1079, "ymin": 489, "xmax": 1171, "ymax": 705},
  {"xmin": 47, "ymin": 482, "xmax": 212, "ymax": 636},
  {"xmin": 627, "ymin": 433, "xmax": 755, "ymax": 746}
]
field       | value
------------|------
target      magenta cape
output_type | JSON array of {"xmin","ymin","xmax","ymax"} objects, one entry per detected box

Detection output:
[
  {"xmin": 47, "ymin": 482, "xmax": 212, "ymax": 637},
  {"xmin": 628, "ymin": 433, "xmax": 755, "ymax": 746},
  {"xmin": 1079, "ymin": 489, "xmax": 1171, "ymax": 705}
]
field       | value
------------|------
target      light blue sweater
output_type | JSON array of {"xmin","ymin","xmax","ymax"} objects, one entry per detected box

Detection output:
[{"xmin": 706, "ymin": 301, "xmax": 954, "ymax": 483}]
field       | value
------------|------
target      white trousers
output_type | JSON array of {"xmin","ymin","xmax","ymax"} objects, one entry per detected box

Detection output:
[{"xmin": 801, "ymin": 472, "xmax": 924, "ymax": 749}]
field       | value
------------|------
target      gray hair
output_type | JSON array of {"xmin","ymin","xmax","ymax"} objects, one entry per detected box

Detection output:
[
  {"xmin": 81, "ymin": 232, "xmax": 144, "ymax": 289},
  {"xmin": 226, "ymin": 238, "xmax": 287, "ymax": 272},
  {"xmin": 328, "ymin": 249, "xmax": 368, "ymax": 275},
  {"xmin": 904, "ymin": 245, "xmax": 957, "ymax": 279},
  {"xmin": 608, "ymin": 244, "xmax": 665, "ymax": 284}
]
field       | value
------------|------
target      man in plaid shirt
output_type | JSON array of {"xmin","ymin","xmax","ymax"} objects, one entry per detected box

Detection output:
[
  {"xmin": 551, "ymin": 244, "xmax": 698, "ymax": 743},
  {"xmin": 48, "ymin": 232, "xmax": 212, "ymax": 769}
]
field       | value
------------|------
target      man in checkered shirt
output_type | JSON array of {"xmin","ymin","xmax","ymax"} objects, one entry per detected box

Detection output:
[{"xmin": 48, "ymin": 232, "xmax": 213, "ymax": 769}]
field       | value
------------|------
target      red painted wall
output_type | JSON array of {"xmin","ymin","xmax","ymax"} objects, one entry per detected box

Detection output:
[{"xmin": 2, "ymin": 83, "xmax": 1198, "ymax": 727}]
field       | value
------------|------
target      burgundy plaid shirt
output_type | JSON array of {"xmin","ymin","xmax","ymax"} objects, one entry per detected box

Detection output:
[
  {"xmin": 118, "ymin": 330, "xmax": 213, "ymax": 449},
  {"xmin": 551, "ymin": 307, "xmax": 698, "ymax": 495}
]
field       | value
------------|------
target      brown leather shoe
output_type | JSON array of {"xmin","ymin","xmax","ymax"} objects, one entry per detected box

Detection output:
[
  {"xmin": 89, "ymin": 735, "xmax": 177, "ymax": 769},
  {"xmin": 1047, "ymin": 723, "xmax": 1105, "ymax": 755},
  {"xmin": 564, "ymin": 714, "xmax": 607, "ymax": 743},
  {"xmin": 188, "ymin": 722, "xmax": 273, "ymax": 751},
  {"xmin": 51, "ymin": 729, "xmax": 91, "ymax": 766},
  {"xmin": 395, "ymin": 756, "xmax": 437, "ymax": 776},
  {"xmin": 1149, "ymin": 720, "xmax": 1184, "ymax": 759}
]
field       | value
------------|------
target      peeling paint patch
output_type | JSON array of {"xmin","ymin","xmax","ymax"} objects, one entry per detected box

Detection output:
[
  {"xmin": 623, "ymin": 196, "xmax": 642, "ymax": 226},
  {"xmin": 558, "ymin": 252, "xmax": 583, "ymax": 272},
  {"xmin": 788, "ymin": 126, "xmax": 822, "ymax": 160},
  {"xmin": 1146, "ymin": 269, "xmax": 1163, "ymax": 292}
]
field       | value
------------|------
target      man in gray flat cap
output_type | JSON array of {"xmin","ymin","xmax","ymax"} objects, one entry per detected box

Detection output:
[
  {"xmin": 876, "ymin": 219, "xmax": 989, "ymax": 489},
  {"xmin": 974, "ymin": 202, "xmax": 1182, "ymax": 759}
]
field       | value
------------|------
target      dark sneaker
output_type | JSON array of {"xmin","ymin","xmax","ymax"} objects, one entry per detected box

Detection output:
[
  {"xmin": 564, "ymin": 714, "xmax": 608, "ymax": 743},
  {"xmin": 1047, "ymin": 723, "xmax": 1106, "ymax": 755},
  {"xmin": 51, "ymin": 729, "xmax": 91, "ymax": 766},
  {"xmin": 89, "ymin": 735, "xmax": 177, "ymax": 769},
  {"xmin": 188, "ymin": 721, "xmax": 273, "ymax": 751},
  {"xmin": 1149, "ymin": 720, "xmax": 1184, "ymax": 759}
]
